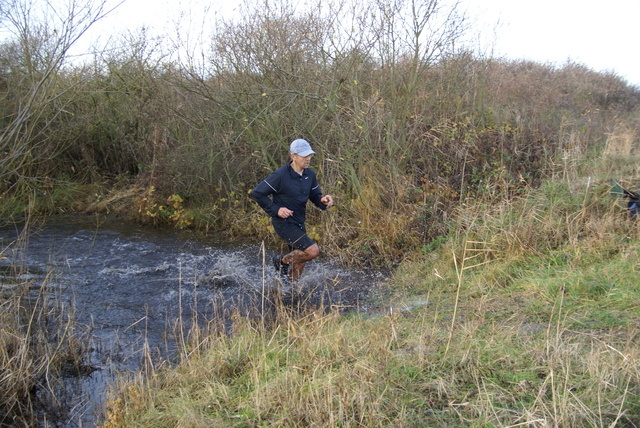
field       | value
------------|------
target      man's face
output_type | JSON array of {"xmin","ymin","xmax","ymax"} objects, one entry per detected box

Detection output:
[{"xmin": 291, "ymin": 153, "xmax": 312, "ymax": 170}]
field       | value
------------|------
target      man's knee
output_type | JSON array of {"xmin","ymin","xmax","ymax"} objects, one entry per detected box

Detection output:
[{"xmin": 304, "ymin": 244, "xmax": 320, "ymax": 260}]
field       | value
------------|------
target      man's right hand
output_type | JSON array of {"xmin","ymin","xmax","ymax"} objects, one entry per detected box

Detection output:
[{"xmin": 277, "ymin": 207, "xmax": 293, "ymax": 218}]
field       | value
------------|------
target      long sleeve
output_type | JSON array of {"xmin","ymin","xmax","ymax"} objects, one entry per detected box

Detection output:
[
  {"xmin": 309, "ymin": 175, "xmax": 326, "ymax": 211},
  {"xmin": 251, "ymin": 171, "xmax": 282, "ymax": 218},
  {"xmin": 252, "ymin": 163, "xmax": 324, "ymax": 225}
]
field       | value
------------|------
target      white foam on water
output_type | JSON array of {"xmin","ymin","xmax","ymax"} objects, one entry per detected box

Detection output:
[{"xmin": 98, "ymin": 262, "xmax": 172, "ymax": 276}]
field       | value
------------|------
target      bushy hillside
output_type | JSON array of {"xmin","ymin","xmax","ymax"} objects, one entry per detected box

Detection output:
[{"xmin": 1, "ymin": 0, "xmax": 639, "ymax": 267}]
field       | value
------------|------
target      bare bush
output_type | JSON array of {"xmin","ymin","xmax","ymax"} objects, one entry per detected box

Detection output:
[
  {"xmin": 0, "ymin": 0, "xmax": 112, "ymax": 193},
  {"xmin": 1, "ymin": 0, "xmax": 639, "ymax": 259}
]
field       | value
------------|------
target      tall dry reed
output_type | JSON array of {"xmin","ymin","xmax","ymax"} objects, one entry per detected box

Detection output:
[{"xmin": 0, "ymin": 226, "xmax": 91, "ymax": 426}]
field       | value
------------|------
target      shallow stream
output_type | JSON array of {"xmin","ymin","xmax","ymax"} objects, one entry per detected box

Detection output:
[{"xmin": 0, "ymin": 216, "xmax": 386, "ymax": 427}]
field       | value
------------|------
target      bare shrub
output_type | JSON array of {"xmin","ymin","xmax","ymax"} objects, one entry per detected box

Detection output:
[{"xmin": 0, "ymin": 0, "xmax": 112, "ymax": 194}]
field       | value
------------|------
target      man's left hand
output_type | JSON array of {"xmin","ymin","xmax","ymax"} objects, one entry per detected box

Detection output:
[{"xmin": 321, "ymin": 195, "xmax": 334, "ymax": 207}]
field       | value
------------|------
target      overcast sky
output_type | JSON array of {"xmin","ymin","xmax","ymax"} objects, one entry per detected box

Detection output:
[
  {"xmin": 84, "ymin": 0, "xmax": 640, "ymax": 86},
  {"xmin": 468, "ymin": 0, "xmax": 640, "ymax": 86}
]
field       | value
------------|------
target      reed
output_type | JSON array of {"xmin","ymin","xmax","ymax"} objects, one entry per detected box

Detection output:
[
  {"xmin": 0, "ymin": 227, "xmax": 92, "ymax": 426},
  {"xmin": 101, "ymin": 285, "xmax": 640, "ymax": 426}
]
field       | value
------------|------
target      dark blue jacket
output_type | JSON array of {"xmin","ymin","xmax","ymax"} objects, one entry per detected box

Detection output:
[{"xmin": 252, "ymin": 161, "xmax": 326, "ymax": 225}]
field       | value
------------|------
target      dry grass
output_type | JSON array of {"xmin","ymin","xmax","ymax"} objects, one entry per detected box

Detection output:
[
  {"xmin": 0, "ymin": 227, "xmax": 91, "ymax": 426},
  {"xmin": 101, "ymin": 284, "xmax": 640, "ymax": 427}
]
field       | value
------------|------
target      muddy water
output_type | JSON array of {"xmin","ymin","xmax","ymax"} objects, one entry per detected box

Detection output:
[{"xmin": 0, "ymin": 216, "xmax": 385, "ymax": 427}]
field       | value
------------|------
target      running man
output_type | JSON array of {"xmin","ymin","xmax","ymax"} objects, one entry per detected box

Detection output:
[{"xmin": 251, "ymin": 139, "xmax": 334, "ymax": 282}]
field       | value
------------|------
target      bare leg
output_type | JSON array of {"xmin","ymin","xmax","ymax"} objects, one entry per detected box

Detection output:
[{"xmin": 282, "ymin": 244, "xmax": 319, "ymax": 282}]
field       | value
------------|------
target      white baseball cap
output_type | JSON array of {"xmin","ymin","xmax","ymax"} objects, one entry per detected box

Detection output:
[{"xmin": 290, "ymin": 139, "xmax": 315, "ymax": 157}]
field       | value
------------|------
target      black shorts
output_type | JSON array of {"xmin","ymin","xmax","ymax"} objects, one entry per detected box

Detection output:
[{"xmin": 272, "ymin": 218, "xmax": 315, "ymax": 251}]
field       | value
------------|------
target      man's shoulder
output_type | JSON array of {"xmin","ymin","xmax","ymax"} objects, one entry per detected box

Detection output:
[{"xmin": 267, "ymin": 163, "xmax": 289, "ymax": 177}]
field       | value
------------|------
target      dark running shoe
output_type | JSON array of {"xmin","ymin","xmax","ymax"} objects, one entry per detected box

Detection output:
[{"xmin": 272, "ymin": 255, "xmax": 290, "ymax": 277}]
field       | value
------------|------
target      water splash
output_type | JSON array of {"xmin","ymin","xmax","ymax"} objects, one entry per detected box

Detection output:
[{"xmin": 0, "ymin": 217, "xmax": 386, "ymax": 426}]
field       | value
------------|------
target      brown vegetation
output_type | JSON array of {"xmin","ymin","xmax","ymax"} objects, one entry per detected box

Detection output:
[
  {"xmin": 0, "ymin": 220, "xmax": 93, "ymax": 425},
  {"xmin": 1, "ymin": 0, "xmax": 637, "ymax": 266}
]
